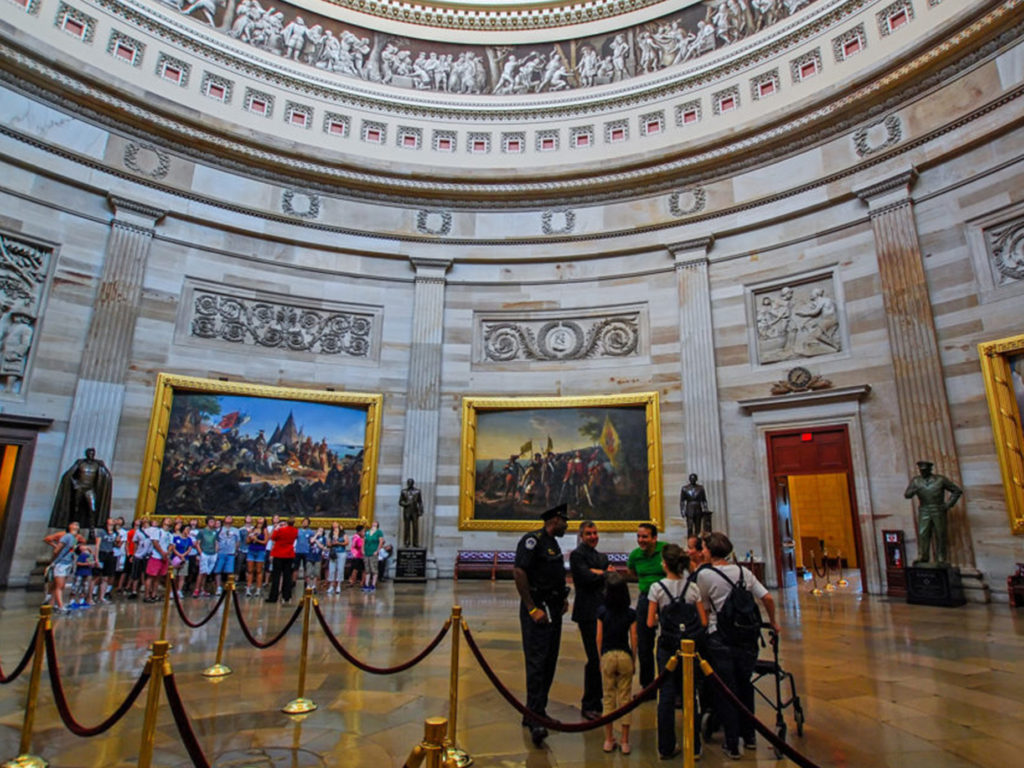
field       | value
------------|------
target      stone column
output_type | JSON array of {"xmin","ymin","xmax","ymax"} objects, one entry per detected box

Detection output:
[
  {"xmin": 854, "ymin": 169, "xmax": 980, "ymax": 582},
  {"xmin": 668, "ymin": 237, "xmax": 728, "ymax": 532},
  {"xmin": 59, "ymin": 195, "xmax": 165, "ymax": 473},
  {"xmin": 399, "ymin": 257, "xmax": 450, "ymax": 565}
]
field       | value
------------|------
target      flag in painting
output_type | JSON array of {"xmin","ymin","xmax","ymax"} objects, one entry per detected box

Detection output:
[
  {"xmin": 217, "ymin": 411, "xmax": 249, "ymax": 432},
  {"xmin": 600, "ymin": 414, "xmax": 620, "ymax": 465},
  {"xmin": 519, "ymin": 439, "xmax": 533, "ymax": 456}
]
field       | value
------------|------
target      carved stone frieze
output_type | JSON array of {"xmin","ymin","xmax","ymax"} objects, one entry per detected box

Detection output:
[
  {"xmin": 853, "ymin": 114, "xmax": 902, "ymax": 157},
  {"xmin": 123, "ymin": 141, "xmax": 170, "ymax": 179},
  {"xmin": 281, "ymin": 189, "xmax": 321, "ymax": 219},
  {"xmin": 752, "ymin": 275, "xmax": 843, "ymax": 365},
  {"xmin": 416, "ymin": 209, "xmax": 452, "ymax": 235},
  {"xmin": 668, "ymin": 187, "xmax": 707, "ymax": 217},
  {"xmin": 481, "ymin": 311, "xmax": 641, "ymax": 363},
  {"xmin": 541, "ymin": 209, "xmax": 576, "ymax": 235},
  {"xmin": 189, "ymin": 288, "xmax": 377, "ymax": 358},
  {"xmin": 0, "ymin": 234, "xmax": 50, "ymax": 396},
  {"xmin": 770, "ymin": 366, "xmax": 833, "ymax": 394},
  {"xmin": 986, "ymin": 216, "xmax": 1024, "ymax": 283}
]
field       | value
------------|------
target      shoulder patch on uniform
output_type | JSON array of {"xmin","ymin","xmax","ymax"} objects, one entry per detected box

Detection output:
[{"xmin": 525, "ymin": 537, "xmax": 537, "ymax": 550}]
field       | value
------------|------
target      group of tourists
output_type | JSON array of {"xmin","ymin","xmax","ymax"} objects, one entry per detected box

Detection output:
[
  {"xmin": 515, "ymin": 504, "xmax": 779, "ymax": 761},
  {"xmin": 42, "ymin": 515, "xmax": 392, "ymax": 612}
]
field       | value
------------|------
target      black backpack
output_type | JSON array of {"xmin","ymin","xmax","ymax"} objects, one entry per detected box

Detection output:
[
  {"xmin": 707, "ymin": 566, "xmax": 762, "ymax": 647},
  {"xmin": 656, "ymin": 576, "xmax": 704, "ymax": 648}
]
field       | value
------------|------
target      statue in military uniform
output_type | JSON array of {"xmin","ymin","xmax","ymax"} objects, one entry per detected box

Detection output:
[
  {"xmin": 513, "ymin": 503, "xmax": 570, "ymax": 747},
  {"xmin": 48, "ymin": 447, "xmax": 112, "ymax": 533},
  {"xmin": 904, "ymin": 460, "xmax": 962, "ymax": 565}
]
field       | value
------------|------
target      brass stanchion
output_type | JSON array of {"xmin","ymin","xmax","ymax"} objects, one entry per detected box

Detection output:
[
  {"xmin": 282, "ymin": 586, "xmax": 317, "ymax": 715},
  {"xmin": 824, "ymin": 548, "xmax": 837, "ymax": 592},
  {"xmin": 681, "ymin": 639, "xmax": 696, "ymax": 768},
  {"xmin": 442, "ymin": 606, "xmax": 471, "ymax": 768},
  {"xmin": 403, "ymin": 717, "xmax": 459, "ymax": 768},
  {"xmin": 2, "ymin": 606, "xmax": 51, "ymax": 768},
  {"xmin": 137, "ymin": 640, "xmax": 170, "ymax": 768},
  {"xmin": 159, "ymin": 566, "xmax": 175, "ymax": 641},
  {"xmin": 203, "ymin": 574, "xmax": 234, "ymax": 678},
  {"xmin": 836, "ymin": 549, "xmax": 849, "ymax": 588}
]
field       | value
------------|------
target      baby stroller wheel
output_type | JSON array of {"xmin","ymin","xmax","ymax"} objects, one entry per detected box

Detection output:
[{"xmin": 773, "ymin": 723, "xmax": 787, "ymax": 759}]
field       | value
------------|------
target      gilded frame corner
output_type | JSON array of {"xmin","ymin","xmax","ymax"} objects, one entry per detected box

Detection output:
[
  {"xmin": 136, "ymin": 373, "xmax": 383, "ymax": 526},
  {"xmin": 458, "ymin": 392, "xmax": 663, "ymax": 533},
  {"xmin": 978, "ymin": 334, "xmax": 1024, "ymax": 535}
]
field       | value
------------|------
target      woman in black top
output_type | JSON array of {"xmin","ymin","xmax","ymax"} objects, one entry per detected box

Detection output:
[{"xmin": 595, "ymin": 572, "xmax": 637, "ymax": 754}]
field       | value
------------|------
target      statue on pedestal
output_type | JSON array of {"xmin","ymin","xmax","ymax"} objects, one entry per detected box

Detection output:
[
  {"xmin": 399, "ymin": 478, "xmax": 424, "ymax": 548},
  {"xmin": 904, "ymin": 460, "xmax": 962, "ymax": 566},
  {"xmin": 49, "ymin": 447, "xmax": 113, "ymax": 532},
  {"xmin": 679, "ymin": 473, "xmax": 711, "ymax": 537}
]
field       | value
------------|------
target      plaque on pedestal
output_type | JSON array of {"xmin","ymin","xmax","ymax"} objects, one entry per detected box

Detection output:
[
  {"xmin": 395, "ymin": 548, "xmax": 427, "ymax": 582},
  {"xmin": 906, "ymin": 565, "xmax": 966, "ymax": 607}
]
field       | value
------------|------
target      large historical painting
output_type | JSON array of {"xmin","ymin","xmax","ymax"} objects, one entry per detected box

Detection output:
[
  {"xmin": 979, "ymin": 335, "xmax": 1024, "ymax": 535},
  {"xmin": 459, "ymin": 393, "xmax": 663, "ymax": 532},
  {"xmin": 137, "ymin": 374, "xmax": 382, "ymax": 523}
]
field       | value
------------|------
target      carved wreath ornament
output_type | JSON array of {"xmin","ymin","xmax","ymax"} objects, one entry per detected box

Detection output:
[
  {"xmin": 191, "ymin": 293, "xmax": 372, "ymax": 356},
  {"xmin": 482, "ymin": 316, "xmax": 639, "ymax": 362}
]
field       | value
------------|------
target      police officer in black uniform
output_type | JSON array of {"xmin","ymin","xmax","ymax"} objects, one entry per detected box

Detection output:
[{"xmin": 514, "ymin": 503, "xmax": 570, "ymax": 747}]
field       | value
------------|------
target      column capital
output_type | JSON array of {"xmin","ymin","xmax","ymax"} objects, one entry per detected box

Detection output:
[
  {"xmin": 667, "ymin": 236, "xmax": 714, "ymax": 266},
  {"xmin": 107, "ymin": 194, "xmax": 166, "ymax": 229},
  {"xmin": 410, "ymin": 257, "xmax": 452, "ymax": 281},
  {"xmin": 853, "ymin": 166, "xmax": 918, "ymax": 214}
]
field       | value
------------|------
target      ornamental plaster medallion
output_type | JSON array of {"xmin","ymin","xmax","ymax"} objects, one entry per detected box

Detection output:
[
  {"xmin": 541, "ymin": 209, "xmax": 575, "ymax": 235},
  {"xmin": 416, "ymin": 210, "xmax": 452, "ymax": 236},
  {"xmin": 0, "ymin": 234, "xmax": 50, "ymax": 396},
  {"xmin": 123, "ymin": 142, "xmax": 170, "ymax": 179},
  {"xmin": 281, "ymin": 189, "xmax": 321, "ymax": 219},
  {"xmin": 753, "ymin": 277, "xmax": 843, "ymax": 364},
  {"xmin": 986, "ymin": 217, "xmax": 1024, "ymax": 284},
  {"xmin": 853, "ymin": 114, "xmax": 902, "ymax": 157},
  {"xmin": 481, "ymin": 312, "xmax": 640, "ymax": 363},
  {"xmin": 668, "ymin": 188, "xmax": 707, "ymax": 217}
]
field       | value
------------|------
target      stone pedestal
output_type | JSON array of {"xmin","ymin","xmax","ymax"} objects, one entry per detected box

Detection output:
[
  {"xmin": 394, "ymin": 547, "xmax": 428, "ymax": 582},
  {"xmin": 906, "ymin": 565, "xmax": 966, "ymax": 607}
]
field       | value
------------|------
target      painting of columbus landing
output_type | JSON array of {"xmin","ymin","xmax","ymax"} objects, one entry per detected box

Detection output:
[
  {"xmin": 136, "ymin": 374, "xmax": 382, "ymax": 523},
  {"xmin": 459, "ymin": 393, "xmax": 663, "ymax": 532}
]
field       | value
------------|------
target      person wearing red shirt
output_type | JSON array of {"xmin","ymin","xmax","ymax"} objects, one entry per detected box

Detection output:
[{"xmin": 266, "ymin": 517, "xmax": 299, "ymax": 604}]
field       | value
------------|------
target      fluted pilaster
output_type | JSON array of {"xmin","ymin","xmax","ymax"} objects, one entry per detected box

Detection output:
[
  {"xmin": 854, "ymin": 169, "xmax": 974, "ymax": 568},
  {"xmin": 60, "ymin": 196, "xmax": 165, "ymax": 472},
  {"xmin": 669, "ymin": 237, "xmax": 728, "ymax": 531},
  {"xmin": 400, "ymin": 257, "xmax": 450, "ymax": 554}
]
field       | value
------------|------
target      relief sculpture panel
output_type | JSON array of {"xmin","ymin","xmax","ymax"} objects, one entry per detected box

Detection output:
[
  {"xmin": 479, "ymin": 309, "xmax": 642, "ymax": 363},
  {"xmin": 985, "ymin": 216, "xmax": 1024, "ymax": 285},
  {"xmin": 0, "ymin": 234, "xmax": 49, "ymax": 396},
  {"xmin": 753, "ymin": 277, "xmax": 842, "ymax": 365}
]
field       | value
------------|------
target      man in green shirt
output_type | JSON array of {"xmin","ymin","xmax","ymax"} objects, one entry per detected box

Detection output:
[
  {"xmin": 627, "ymin": 523, "xmax": 665, "ymax": 688},
  {"xmin": 362, "ymin": 521, "xmax": 385, "ymax": 592},
  {"xmin": 192, "ymin": 517, "xmax": 219, "ymax": 597}
]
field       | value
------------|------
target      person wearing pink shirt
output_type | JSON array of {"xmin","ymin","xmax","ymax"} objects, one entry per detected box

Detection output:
[{"xmin": 347, "ymin": 524, "xmax": 365, "ymax": 587}]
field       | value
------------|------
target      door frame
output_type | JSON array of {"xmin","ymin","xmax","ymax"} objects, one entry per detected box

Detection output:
[
  {"xmin": 0, "ymin": 415, "xmax": 51, "ymax": 587},
  {"xmin": 766, "ymin": 425, "xmax": 867, "ymax": 590}
]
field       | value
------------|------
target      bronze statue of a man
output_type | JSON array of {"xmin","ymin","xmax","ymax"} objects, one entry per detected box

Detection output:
[
  {"xmin": 904, "ymin": 460, "xmax": 962, "ymax": 566},
  {"xmin": 49, "ymin": 447, "xmax": 113, "ymax": 532},
  {"xmin": 399, "ymin": 478, "xmax": 424, "ymax": 548},
  {"xmin": 679, "ymin": 473, "xmax": 711, "ymax": 537}
]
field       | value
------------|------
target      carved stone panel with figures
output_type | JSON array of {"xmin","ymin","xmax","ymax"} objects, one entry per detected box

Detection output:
[
  {"xmin": 0, "ymin": 234, "xmax": 50, "ymax": 397},
  {"xmin": 750, "ymin": 274, "xmax": 843, "ymax": 366}
]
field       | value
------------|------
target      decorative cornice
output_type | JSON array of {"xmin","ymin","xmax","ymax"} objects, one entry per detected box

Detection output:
[
  {"xmin": 668, "ymin": 236, "xmax": 715, "ymax": 264},
  {"xmin": 107, "ymin": 194, "xmax": 167, "ymax": 225},
  {"xmin": 738, "ymin": 384, "xmax": 872, "ymax": 412},
  {"xmin": 853, "ymin": 166, "xmax": 919, "ymax": 203},
  {"xmin": 410, "ymin": 256, "xmax": 453, "ymax": 279}
]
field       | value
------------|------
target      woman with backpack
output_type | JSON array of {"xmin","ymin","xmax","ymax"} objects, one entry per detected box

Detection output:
[
  {"xmin": 696, "ymin": 532, "xmax": 779, "ymax": 760},
  {"xmin": 595, "ymin": 572, "xmax": 637, "ymax": 754},
  {"xmin": 647, "ymin": 543, "xmax": 707, "ymax": 760}
]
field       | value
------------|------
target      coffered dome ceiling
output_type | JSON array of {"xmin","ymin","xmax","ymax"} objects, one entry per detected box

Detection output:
[{"xmin": 0, "ymin": 0, "xmax": 1016, "ymax": 207}]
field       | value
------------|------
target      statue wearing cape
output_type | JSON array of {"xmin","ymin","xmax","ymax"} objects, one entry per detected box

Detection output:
[{"xmin": 48, "ymin": 449, "xmax": 113, "ymax": 530}]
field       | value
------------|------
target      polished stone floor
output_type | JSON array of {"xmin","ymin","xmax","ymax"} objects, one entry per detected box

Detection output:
[{"xmin": 0, "ymin": 578, "xmax": 1023, "ymax": 768}]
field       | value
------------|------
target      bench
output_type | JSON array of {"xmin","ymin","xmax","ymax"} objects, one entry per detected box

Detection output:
[{"xmin": 455, "ymin": 549, "xmax": 631, "ymax": 581}]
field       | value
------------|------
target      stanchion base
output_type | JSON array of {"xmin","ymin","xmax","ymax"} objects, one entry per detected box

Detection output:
[
  {"xmin": 824, "ymin": 583, "xmax": 836, "ymax": 592},
  {"xmin": 282, "ymin": 697, "xmax": 318, "ymax": 715},
  {"xmin": 444, "ymin": 745, "xmax": 473, "ymax": 767},
  {"xmin": 2, "ymin": 754, "xmax": 49, "ymax": 768},
  {"xmin": 837, "ymin": 578, "xmax": 849, "ymax": 587},
  {"xmin": 811, "ymin": 588, "xmax": 823, "ymax": 596},
  {"xmin": 201, "ymin": 663, "xmax": 232, "ymax": 678}
]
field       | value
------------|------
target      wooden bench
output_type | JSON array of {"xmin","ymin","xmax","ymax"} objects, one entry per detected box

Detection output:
[{"xmin": 455, "ymin": 549, "xmax": 631, "ymax": 581}]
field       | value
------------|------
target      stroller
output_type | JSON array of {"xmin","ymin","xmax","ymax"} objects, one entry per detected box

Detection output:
[{"xmin": 751, "ymin": 624, "xmax": 805, "ymax": 757}]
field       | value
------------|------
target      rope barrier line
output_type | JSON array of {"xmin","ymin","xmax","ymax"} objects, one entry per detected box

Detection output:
[
  {"xmin": 162, "ymin": 671, "xmax": 213, "ymax": 768},
  {"xmin": 460, "ymin": 622, "xmax": 672, "ymax": 733},
  {"xmin": 43, "ymin": 626, "xmax": 151, "ymax": 737},
  {"xmin": 702, "ymin": 661, "xmax": 820, "ymax": 768},
  {"xmin": 231, "ymin": 591, "xmax": 303, "ymax": 649},
  {"xmin": 313, "ymin": 602, "xmax": 452, "ymax": 675},
  {"xmin": 172, "ymin": 588, "xmax": 227, "ymax": 629},
  {"xmin": 0, "ymin": 622, "xmax": 37, "ymax": 685}
]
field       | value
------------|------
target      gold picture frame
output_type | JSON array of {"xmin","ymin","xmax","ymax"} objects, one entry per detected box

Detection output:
[
  {"xmin": 979, "ymin": 334, "xmax": 1024, "ymax": 535},
  {"xmin": 136, "ymin": 373, "xmax": 383, "ymax": 526},
  {"xmin": 459, "ymin": 392, "xmax": 663, "ymax": 532}
]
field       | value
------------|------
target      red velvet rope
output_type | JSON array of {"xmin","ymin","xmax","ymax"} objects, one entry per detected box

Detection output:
[
  {"xmin": 172, "ymin": 588, "xmax": 227, "ymax": 629},
  {"xmin": 313, "ymin": 601, "xmax": 450, "ymax": 675},
  {"xmin": 460, "ymin": 622, "xmax": 670, "ymax": 732},
  {"xmin": 703, "ymin": 663, "xmax": 819, "ymax": 768},
  {"xmin": 0, "ymin": 622, "xmax": 37, "ymax": 684},
  {"xmin": 231, "ymin": 591, "xmax": 303, "ymax": 649},
  {"xmin": 43, "ymin": 626, "xmax": 150, "ymax": 737},
  {"xmin": 162, "ymin": 671, "xmax": 212, "ymax": 768}
]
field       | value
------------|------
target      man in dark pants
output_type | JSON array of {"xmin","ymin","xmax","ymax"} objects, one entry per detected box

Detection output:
[
  {"xmin": 266, "ymin": 517, "xmax": 298, "ymax": 604},
  {"xmin": 569, "ymin": 519, "xmax": 610, "ymax": 720},
  {"xmin": 627, "ymin": 522, "xmax": 665, "ymax": 691},
  {"xmin": 514, "ymin": 503, "xmax": 570, "ymax": 747}
]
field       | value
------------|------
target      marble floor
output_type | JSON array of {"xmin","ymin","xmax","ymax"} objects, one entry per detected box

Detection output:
[{"xmin": 0, "ymin": 579, "xmax": 1023, "ymax": 768}]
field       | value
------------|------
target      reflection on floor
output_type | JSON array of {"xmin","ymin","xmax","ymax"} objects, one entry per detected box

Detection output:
[{"xmin": 1, "ymin": 579, "xmax": 1023, "ymax": 767}]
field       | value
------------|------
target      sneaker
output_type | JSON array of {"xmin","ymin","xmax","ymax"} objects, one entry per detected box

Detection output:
[
  {"xmin": 722, "ymin": 745, "xmax": 742, "ymax": 761},
  {"xmin": 192, "ymin": 590, "xmax": 200, "ymax": 598},
  {"xmin": 244, "ymin": 588, "xmax": 251, "ymax": 597},
  {"xmin": 215, "ymin": 587, "xmax": 223, "ymax": 596},
  {"xmin": 694, "ymin": 743, "xmax": 703, "ymax": 762},
  {"xmin": 744, "ymin": 739, "xmax": 757, "ymax": 751}
]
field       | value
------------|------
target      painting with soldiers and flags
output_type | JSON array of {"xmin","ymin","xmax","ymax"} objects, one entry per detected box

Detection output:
[
  {"xmin": 138, "ymin": 375, "xmax": 382, "ymax": 523},
  {"xmin": 459, "ymin": 393, "xmax": 663, "ymax": 531}
]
